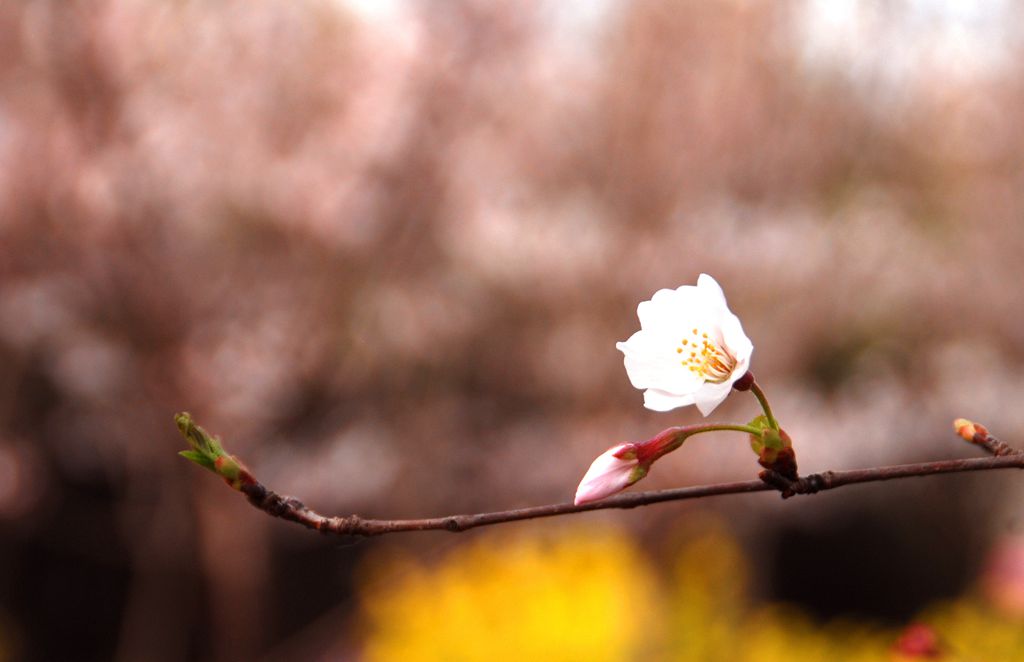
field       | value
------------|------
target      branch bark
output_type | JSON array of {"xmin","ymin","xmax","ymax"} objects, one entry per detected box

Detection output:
[
  {"xmin": 177, "ymin": 413, "xmax": 1023, "ymax": 538},
  {"xmin": 237, "ymin": 453, "xmax": 1024, "ymax": 537}
]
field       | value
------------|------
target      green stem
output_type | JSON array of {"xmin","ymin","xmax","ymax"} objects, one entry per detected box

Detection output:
[
  {"xmin": 645, "ymin": 422, "xmax": 762, "ymax": 464},
  {"xmin": 750, "ymin": 381, "xmax": 779, "ymax": 430},
  {"xmin": 690, "ymin": 423, "xmax": 763, "ymax": 436}
]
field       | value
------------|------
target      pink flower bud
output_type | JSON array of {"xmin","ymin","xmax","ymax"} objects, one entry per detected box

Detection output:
[
  {"xmin": 573, "ymin": 428, "xmax": 690, "ymax": 505},
  {"xmin": 574, "ymin": 443, "xmax": 646, "ymax": 506}
]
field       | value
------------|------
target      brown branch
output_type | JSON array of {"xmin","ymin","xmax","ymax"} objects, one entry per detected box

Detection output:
[
  {"xmin": 176, "ymin": 413, "xmax": 1024, "ymax": 538},
  {"xmin": 236, "ymin": 453, "xmax": 1024, "ymax": 537},
  {"xmin": 969, "ymin": 427, "xmax": 1018, "ymax": 457}
]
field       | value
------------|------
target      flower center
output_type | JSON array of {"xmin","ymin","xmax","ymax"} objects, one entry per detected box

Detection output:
[{"xmin": 677, "ymin": 328, "xmax": 736, "ymax": 383}]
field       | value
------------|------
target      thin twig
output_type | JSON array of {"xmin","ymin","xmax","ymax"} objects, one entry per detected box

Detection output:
[
  {"xmin": 953, "ymin": 418, "xmax": 1023, "ymax": 457},
  {"xmin": 236, "ymin": 453, "xmax": 1024, "ymax": 537},
  {"xmin": 970, "ymin": 429, "xmax": 1020, "ymax": 457},
  {"xmin": 177, "ymin": 413, "xmax": 1024, "ymax": 538}
]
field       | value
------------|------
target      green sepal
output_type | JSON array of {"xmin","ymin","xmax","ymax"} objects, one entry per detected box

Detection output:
[
  {"xmin": 175, "ymin": 412, "xmax": 256, "ymax": 490},
  {"xmin": 178, "ymin": 449, "xmax": 216, "ymax": 471},
  {"xmin": 747, "ymin": 415, "xmax": 791, "ymax": 457},
  {"xmin": 747, "ymin": 414, "xmax": 771, "ymax": 431},
  {"xmin": 628, "ymin": 465, "xmax": 649, "ymax": 485},
  {"xmin": 761, "ymin": 428, "xmax": 787, "ymax": 451},
  {"xmin": 215, "ymin": 455, "xmax": 242, "ymax": 482},
  {"xmin": 747, "ymin": 415, "xmax": 771, "ymax": 455},
  {"xmin": 176, "ymin": 412, "xmax": 228, "ymax": 474}
]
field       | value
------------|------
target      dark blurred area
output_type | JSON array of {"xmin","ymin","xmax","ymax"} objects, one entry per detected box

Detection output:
[{"xmin": 2, "ymin": 1, "xmax": 1024, "ymax": 660}]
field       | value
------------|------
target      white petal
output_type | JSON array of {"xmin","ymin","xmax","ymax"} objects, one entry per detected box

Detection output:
[
  {"xmin": 636, "ymin": 288, "xmax": 681, "ymax": 330},
  {"xmin": 615, "ymin": 335, "xmax": 664, "ymax": 389},
  {"xmin": 720, "ymin": 312, "xmax": 754, "ymax": 362},
  {"xmin": 730, "ymin": 353, "xmax": 752, "ymax": 382},
  {"xmin": 617, "ymin": 334, "xmax": 703, "ymax": 394},
  {"xmin": 643, "ymin": 388, "xmax": 696, "ymax": 412},
  {"xmin": 694, "ymin": 382, "xmax": 732, "ymax": 416},
  {"xmin": 696, "ymin": 273, "xmax": 728, "ymax": 308},
  {"xmin": 639, "ymin": 286, "xmax": 719, "ymax": 332}
]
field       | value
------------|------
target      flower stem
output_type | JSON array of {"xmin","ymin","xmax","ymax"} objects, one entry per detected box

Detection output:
[
  {"xmin": 749, "ymin": 381, "xmax": 779, "ymax": 430},
  {"xmin": 642, "ymin": 422, "xmax": 762, "ymax": 464},
  {"xmin": 691, "ymin": 423, "xmax": 763, "ymax": 436}
]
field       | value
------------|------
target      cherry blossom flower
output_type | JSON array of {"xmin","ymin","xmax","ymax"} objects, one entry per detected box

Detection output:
[{"xmin": 615, "ymin": 274, "xmax": 752, "ymax": 416}]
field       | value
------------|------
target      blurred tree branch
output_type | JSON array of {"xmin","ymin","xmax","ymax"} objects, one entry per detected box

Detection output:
[{"xmin": 177, "ymin": 413, "xmax": 1023, "ymax": 538}]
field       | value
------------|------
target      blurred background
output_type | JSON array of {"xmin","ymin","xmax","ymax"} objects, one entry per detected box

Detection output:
[{"xmin": 2, "ymin": 1, "xmax": 1024, "ymax": 660}]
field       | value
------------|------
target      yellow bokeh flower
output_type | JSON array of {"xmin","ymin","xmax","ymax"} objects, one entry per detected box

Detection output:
[
  {"xmin": 358, "ymin": 525, "xmax": 661, "ymax": 662},
  {"xmin": 358, "ymin": 521, "xmax": 1024, "ymax": 661}
]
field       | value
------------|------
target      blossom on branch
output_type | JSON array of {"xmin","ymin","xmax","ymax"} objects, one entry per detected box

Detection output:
[
  {"xmin": 574, "ymin": 428, "xmax": 690, "ymax": 505},
  {"xmin": 574, "ymin": 443, "xmax": 646, "ymax": 505},
  {"xmin": 616, "ymin": 274, "xmax": 753, "ymax": 415}
]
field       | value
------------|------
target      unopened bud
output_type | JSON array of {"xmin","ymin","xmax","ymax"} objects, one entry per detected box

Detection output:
[
  {"xmin": 574, "ymin": 443, "xmax": 643, "ymax": 505},
  {"xmin": 574, "ymin": 427, "xmax": 694, "ymax": 505},
  {"xmin": 750, "ymin": 425, "xmax": 791, "ymax": 457},
  {"xmin": 755, "ymin": 429, "xmax": 797, "ymax": 482},
  {"xmin": 953, "ymin": 418, "xmax": 986, "ymax": 442},
  {"xmin": 176, "ymin": 412, "xmax": 256, "ymax": 490}
]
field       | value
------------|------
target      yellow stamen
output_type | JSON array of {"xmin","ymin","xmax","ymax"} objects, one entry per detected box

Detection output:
[{"xmin": 678, "ymin": 327, "xmax": 736, "ymax": 383}]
